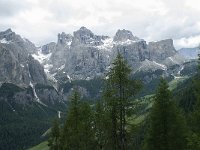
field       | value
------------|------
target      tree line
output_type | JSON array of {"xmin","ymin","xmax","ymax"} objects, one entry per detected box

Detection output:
[{"xmin": 48, "ymin": 54, "xmax": 200, "ymax": 150}]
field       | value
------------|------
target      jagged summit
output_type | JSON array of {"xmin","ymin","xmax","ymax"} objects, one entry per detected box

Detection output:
[
  {"xmin": 72, "ymin": 27, "xmax": 104, "ymax": 46},
  {"xmin": 113, "ymin": 29, "xmax": 139, "ymax": 42},
  {"xmin": 0, "ymin": 28, "xmax": 16, "ymax": 41},
  {"xmin": 74, "ymin": 26, "xmax": 94, "ymax": 39},
  {"xmin": 34, "ymin": 27, "xmax": 188, "ymax": 80},
  {"xmin": 0, "ymin": 28, "xmax": 38, "ymax": 54},
  {"xmin": 0, "ymin": 28, "xmax": 13, "ymax": 35},
  {"xmin": 57, "ymin": 32, "xmax": 73, "ymax": 45}
]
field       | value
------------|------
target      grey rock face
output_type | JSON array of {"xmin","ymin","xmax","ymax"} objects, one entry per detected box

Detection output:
[
  {"xmin": 28, "ymin": 55, "xmax": 47, "ymax": 84},
  {"xmin": 38, "ymin": 27, "xmax": 188, "ymax": 82},
  {"xmin": 0, "ymin": 29, "xmax": 37, "ymax": 54},
  {"xmin": 0, "ymin": 29, "xmax": 67, "ymax": 107},
  {"xmin": 35, "ymin": 85, "xmax": 63, "ymax": 105},
  {"xmin": 113, "ymin": 40, "xmax": 148, "ymax": 65},
  {"xmin": 58, "ymin": 32, "xmax": 73, "ymax": 45},
  {"xmin": 113, "ymin": 29, "xmax": 139, "ymax": 42},
  {"xmin": 41, "ymin": 42, "xmax": 56, "ymax": 54},
  {"xmin": 148, "ymin": 39, "xmax": 177, "ymax": 62},
  {"xmin": 71, "ymin": 26, "xmax": 106, "ymax": 46},
  {"xmin": 0, "ymin": 29, "xmax": 47, "ymax": 86}
]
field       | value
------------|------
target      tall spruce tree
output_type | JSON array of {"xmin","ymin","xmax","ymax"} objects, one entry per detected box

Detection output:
[
  {"xmin": 60, "ymin": 89, "xmax": 95, "ymax": 150},
  {"xmin": 143, "ymin": 78, "xmax": 187, "ymax": 150},
  {"xmin": 48, "ymin": 119, "xmax": 60, "ymax": 150},
  {"xmin": 94, "ymin": 100, "xmax": 110, "ymax": 149},
  {"xmin": 104, "ymin": 53, "xmax": 141, "ymax": 150},
  {"xmin": 187, "ymin": 54, "xmax": 200, "ymax": 149}
]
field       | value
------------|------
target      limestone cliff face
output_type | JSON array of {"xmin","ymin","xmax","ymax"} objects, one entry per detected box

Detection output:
[
  {"xmin": 0, "ymin": 29, "xmax": 64, "ymax": 106},
  {"xmin": 0, "ymin": 29, "xmax": 47, "ymax": 86},
  {"xmin": 148, "ymin": 39, "xmax": 177, "ymax": 62},
  {"xmin": 113, "ymin": 29, "xmax": 139, "ymax": 42},
  {"xmin": 39, "ymin": 27, "xmax": 186, "ymax": 81}
]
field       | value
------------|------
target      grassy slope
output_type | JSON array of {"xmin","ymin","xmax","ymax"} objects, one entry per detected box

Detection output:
[
  {"xmin": 128, "ymin": 76, "xmax": 189, "ymax": 125},
  {"xmin": 28, "ymin": 141, "xmax": 49, "ymax": 150},
  {"xmin": 168, "ymin": 76, "xmax": 189, "ymax": 90}
]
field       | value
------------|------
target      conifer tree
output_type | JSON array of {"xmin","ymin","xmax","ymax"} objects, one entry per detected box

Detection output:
[
  {"xmin": 94, "ymin": 101, "xmax": 106, "ymax": 149},
  {"xmin": 143, "ymin": 78, "xmax": 187, "ymax": 150},
  {"xmin": 48, "ymin": 119, "xmax": 60, "ymax": 150},
  {"xmin": 187, "ymin": 54, "xmax": 200, "ymax": 149},
  {"xmin": 60, "ymin": 89, "xmax": 95, "ymax": 150},
  {"xmin": 94, "ymin": 100, "xmax": 112, "ymax": 150},
  {"xmin": 104, "ymin": 53, "xmax": 141, "ymax": 150},
  {"xmin": 60, "ymin": 89, "xmax": 82, "ymax": 150}
]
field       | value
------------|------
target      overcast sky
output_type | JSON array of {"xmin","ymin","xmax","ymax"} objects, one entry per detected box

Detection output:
[{"xmin": 0, "ymin": 0, "xmax": 200, "ymax": 49}]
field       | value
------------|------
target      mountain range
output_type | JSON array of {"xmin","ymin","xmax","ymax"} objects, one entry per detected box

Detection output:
[{"xmin": 0, "ymin": 27, "xmax": 199, "ymax": 149}]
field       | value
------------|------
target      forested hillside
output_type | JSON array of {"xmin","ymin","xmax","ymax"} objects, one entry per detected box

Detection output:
[{"xmin": 36, "ymin": 54, "xmax": 200, "ymax": 150}]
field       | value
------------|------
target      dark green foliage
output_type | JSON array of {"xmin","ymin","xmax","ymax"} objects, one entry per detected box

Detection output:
[
  {"xmin": 61, "ymin": 90, "xmax": 96, "ymax": 150},
  {"xmin": 35, "ymin": 83, "xmax": 54, "ymax": 90},
  {"xmin": 134, "ymin": 69, "xmax": 173, "ymax": 97},
  {"xmin": 0, "ymin": 83, "xmax": 24, "ymax": 98},
  {"xmin": 143, "ymin": 78, "xmax": 187, "ymax": 150},
  {"xmin": 187, "ymin": 54, "xmax": 200, "ymax": 149},
  {"xmin": 103, "ymin": 53, "xmax": 141, "ymax": 150},
  {"xmin": 94, "ymin": 100, "xmax": 112, "ymax": 150},
  {"xmin": 0, "ymin": 83, "xmax": 65, "ymax": 150},
  {"xmin": 61, "ymin": 78, "xmax": 105, "ymax": 99},
  {"xmin": 187, "ymin": 132, "xmax": 200, "ymax": 150},
  {"xmin": 48, "ymin": 119, "xmax": 60, "ymax": 150},
  {"xmin": 173, "ymin": 78, "xmax": 196, "ymax": 113}
]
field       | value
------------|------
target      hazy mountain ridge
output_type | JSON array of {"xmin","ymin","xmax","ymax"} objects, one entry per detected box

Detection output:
[{"xmin": 178, "ymin": 47, "xmax": 199, "ymax": 59}]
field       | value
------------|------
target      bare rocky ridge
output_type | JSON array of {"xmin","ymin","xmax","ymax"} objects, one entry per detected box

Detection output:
[
  {"xmin": 37, "ymin": 27, "xmax": 188, "ymax": 82},
  {"xmin": 0, "ymin": 29, "xmax": 63, "ymax": 106},
  {"xmin": 0, "ymin": 27, "xmax": 193, "ymax": 104}
]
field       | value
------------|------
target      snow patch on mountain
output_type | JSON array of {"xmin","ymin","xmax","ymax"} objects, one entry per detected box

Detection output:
[
  {"xmin": 138, "ymin": 59, "xmax": 167, "ymax": 72},
  {"xmin": 168, "ymin": 57, "xmax": 177, "ymax": 64},
  {"xmin": 115, "ymin": 39, "xmax": 139, "ymax": 45},
  {"xmin": 29, "ymin": 81, "xmax": 47, "ymax": 106},
  {"xmin": 0, "ymin": 38, "xmax": 10, "ymax": 44},
  {"xmin": 152, "ymin": 61, "xmax": 167, "ymax": 70},
  {"xmin": 58, "ymin": 64, "xmax": 65, "ymax": 70},
  {"xmin": 20, "ymin": 64, "xmax": 24, "ymax": 68},
  {"xmin": 96, "ymin": 38, "xmax": 113, "ymax": 51},
  {"xmin": 67, "ymin": 75, "xmax": 72, "ymax": 83},
  {"xmin": 32, "ymin": 48, "xmax": 52, "ymax": 64},
  {"xmin": 58, "ymin": 111, "xmax": 61, "ymax": 118}
]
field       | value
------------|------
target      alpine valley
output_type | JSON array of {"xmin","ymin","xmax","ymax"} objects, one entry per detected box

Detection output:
[{"xmin": 0, "ymin": 27, "xmax": 198, "ymax": 149}]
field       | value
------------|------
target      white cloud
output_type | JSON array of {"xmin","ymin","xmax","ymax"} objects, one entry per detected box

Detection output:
[
  {"xmin": 174, "ymin": 35, "xmax": 200, "ymax": 49},
  {"xmin": 0, "ymin": 0, "xmax": 200, "ymax": 49}
]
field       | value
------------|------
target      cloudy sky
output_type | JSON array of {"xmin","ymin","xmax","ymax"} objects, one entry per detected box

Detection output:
[{"xmin": 0, "ymin": 0, "xmax": 200, "ymax": 49}]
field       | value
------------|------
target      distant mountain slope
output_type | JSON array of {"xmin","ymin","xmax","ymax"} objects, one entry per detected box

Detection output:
[
  {"xmin": 0, "ymin": 29, "xmax": 67, "ymax": 150},
  {"xmin": 178, "ymin": 47, "xmax": 199, "ymax": 59},
  {"xmin": 0, "ymin": 27, "xmax": 198, "ymax": 149}
]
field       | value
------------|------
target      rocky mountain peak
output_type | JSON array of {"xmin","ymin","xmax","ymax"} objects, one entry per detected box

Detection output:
[
  {"xmin": 113, "ymin": 29, "xmax": 139, "ymax": 42},
  {"xmin": 41, "ymin": 42, "xmax": 56, "ymax": 54},
  {"xmin": 57, "ymin": 32, "xmax": 73, "ymax": 45},
  {"xmin": 36, "ymin": 27, "xmax": 188, "ymax": 81},
  {"xmin": 73, "ymin": 26, "xmax": 94, "ymax": 42},
  {"xmin": 0, "ymin": 28, "xmax": 16, "ymax": 41},
  {"xmin": 0, "ymin": 28, "xmax": 13, "ymax": 35},
  {"xmin": 71, "ymin": 27, "xmax": 104, "ymax": 46}
]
